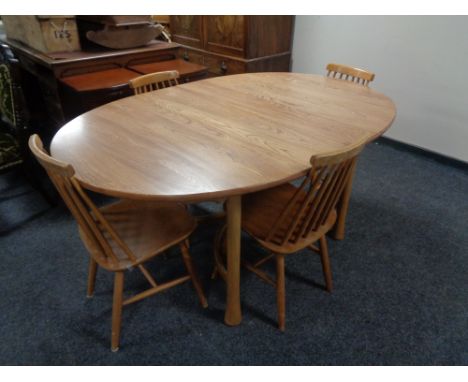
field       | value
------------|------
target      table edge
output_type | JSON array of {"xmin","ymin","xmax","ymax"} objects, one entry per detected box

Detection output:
[{"xmin": 52, "ymin": 72, "xmax": 398, "ymax": 202}]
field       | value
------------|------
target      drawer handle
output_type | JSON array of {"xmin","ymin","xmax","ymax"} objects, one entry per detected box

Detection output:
[
  {"xmin": 183, "ymin": 50, "xmax": 189, "ymax": 61},
  {"xmin": 220, "ymin": 61, "xmax": 227, "ymax": 74}
]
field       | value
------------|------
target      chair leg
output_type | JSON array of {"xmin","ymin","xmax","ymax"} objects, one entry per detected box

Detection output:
[
  {"xmin": 210, "ymin": 266, "xmax": 218, "ymax": 280},
  {"xmin": 319, "ymin": 236, "xmax": 333, "ymax": 293},
  {"xmin": 332, "ymin": 161, "xmax": 356, "ymax": 240},
  {"xmin": 180, "ymin": 240, "xmax": 208, "ymax": 308},
  {"xmin": 211, "ymin": 224, "xmax": 227, "ymax": 281},
  {"xmin": 111, "ymin": 272, "xmax": 125, "ymax": 352},
  {"xmin": 87, "ymin": 258, "xmax": 98, "ymax": 298},
  {"xmin": 275, "ymin": 254, "xmax": 286, "ymax": 331}
]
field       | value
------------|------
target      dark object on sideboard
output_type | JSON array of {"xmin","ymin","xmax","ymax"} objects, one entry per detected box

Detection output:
[
  {"xmin": 76, "ymin": 16, "xmax": 165, "ymax": 50},
  {"xmin": 2, "ymin": 16, "xmax": 81, "ymax": 54}
]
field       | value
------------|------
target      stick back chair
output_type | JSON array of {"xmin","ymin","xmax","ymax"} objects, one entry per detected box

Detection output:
[
  {"xmin": 129, "ymin": 70, "xmax": 180, "ymax": 95},
  {"xmin": 325, "ymin": 63, "xmax": 374, "ymax": 239},
  {"xmin": 214, "ymin": 136, "xmax": 368, "ymax": 331},
  {"xmin": 29, "ymin": 134, "xmax": 207, "ymax": 351},
  {"xmin": 326, "ymin": 63, "xmax": 375, "ymax": 86}
]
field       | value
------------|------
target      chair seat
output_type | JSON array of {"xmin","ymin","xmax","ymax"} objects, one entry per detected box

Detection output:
[
  {"xmin": 242, "ymin": 183, "xmax": 337, "ymax": 254},
  {"xmin": 79, "ymin": 200, "xmax": 197, "ymax": 270}
]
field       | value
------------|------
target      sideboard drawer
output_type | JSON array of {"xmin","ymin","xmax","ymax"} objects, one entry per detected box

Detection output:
[
  {"xmin": 179, "ymin": 49, "xmax": 205, "ymax": 66},
  {"xmin": 204, "ymin": 56, "xmax": 245, "ymax": 76}
]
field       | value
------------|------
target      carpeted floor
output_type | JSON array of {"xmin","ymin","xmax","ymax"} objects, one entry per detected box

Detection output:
[{"xmin": 0, "ymin": 140, "xmax": 467, "ymax": 365}]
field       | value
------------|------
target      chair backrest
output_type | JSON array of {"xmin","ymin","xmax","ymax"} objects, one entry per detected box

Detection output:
[
  {"xmin": 265, "ymin": 136, "xmax": 369, "ymax": 247},
  {"xmin": 326, "ymin": 63, "xmax": 375, "ymax": 86},
  {"xmin": 28, "ymin": 134, "xmax": 139, "ymax": 270},
  {"xmin": 129, "ymin": 70, "xmax": 180, "ymax": 95}
]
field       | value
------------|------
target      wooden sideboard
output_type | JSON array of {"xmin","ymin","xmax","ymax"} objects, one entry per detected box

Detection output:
[
  {"xmin": 170, "ymin": 16, "xmax": 295, "ymax": 76},
  {"xmin": 0, "ymin": 36, "xmax": 206, "ymax": 143},
  {"xmin": 0, "ymin": 16, "xmax": 294, "ymax": 143}
]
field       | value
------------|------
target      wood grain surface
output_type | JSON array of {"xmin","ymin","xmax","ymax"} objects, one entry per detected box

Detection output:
[
  {"xmin": 128, "ymin": 58, "xmax": 207, "ymax": 78},
  {"xmin": 59, "ymin": 68, "xmax": 142, "ymax": 92},
  {"xmin": 51, "ymin": 72, "xmax": 396, "ymax": 202}
]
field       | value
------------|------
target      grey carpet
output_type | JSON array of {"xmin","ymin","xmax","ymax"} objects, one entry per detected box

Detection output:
[{"xmin": 0, "ymin": 140, "xmax": 467, "ymax": 365}]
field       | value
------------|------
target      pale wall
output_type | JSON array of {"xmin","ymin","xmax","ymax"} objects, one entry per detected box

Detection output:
[{"xmin": 292, "ymin": 16, "xmax": 468, "ymax": 162}]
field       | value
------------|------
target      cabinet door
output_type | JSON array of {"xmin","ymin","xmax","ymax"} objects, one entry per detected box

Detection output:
[
  {"xmin": 204, "ymin": 16, "xmax": 245, "ymax": 57},
  {"xmin": 170, "ymin": 16, "xmax": 203, "ymax": 49}
]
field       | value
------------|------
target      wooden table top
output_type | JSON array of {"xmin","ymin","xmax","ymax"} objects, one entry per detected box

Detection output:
[{"xmin": 51, "ymin": 72, "xmax": 396, "ymax": 202}]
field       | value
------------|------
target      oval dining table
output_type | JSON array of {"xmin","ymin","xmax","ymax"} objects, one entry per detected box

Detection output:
[{"xmin": 51, "ymin": 72, "xmax": 396, "ymax": 326}]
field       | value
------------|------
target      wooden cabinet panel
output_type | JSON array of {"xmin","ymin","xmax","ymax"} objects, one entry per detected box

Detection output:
[
  {"xmin": 170, "ymin": 16, "xmax": 203, "ymax": 49},
  {"xmin": 246, "ymin": 16, "xmax": 294, "ymax": 58},
  {"xmin": 204, "ymin": 16, "xmax": 245, "ymax": 57},
  {"xmin": 169, "ymin": 15, "xmax": 294, "ymax": 78}
]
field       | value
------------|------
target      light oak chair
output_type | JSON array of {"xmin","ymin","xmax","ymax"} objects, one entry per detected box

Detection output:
[
  {"xmin": 325, "ymin": 63, "xmax": 374, "ymax": 239},
  {"xmin": 129, "ymin": 70, "xmax": 180, "ymax": 94},
  {"xmin": 214, "ymin": 137, "xmax": 368, "ymax": 331},
  {"xmin": 326, "ymin": 63, "xmax": 375, "ymax": 86},
  {"xmin": 28, "ymin": 134, "xmax": 207, "ymax": 351}
]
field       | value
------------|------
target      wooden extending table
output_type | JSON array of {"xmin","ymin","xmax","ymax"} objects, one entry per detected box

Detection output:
[{"xmin": 51, "ymin": 72, "xmax": 396, "ymax": 326}]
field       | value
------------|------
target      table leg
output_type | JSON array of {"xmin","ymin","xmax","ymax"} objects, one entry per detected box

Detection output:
[
  {"xmin": 224, "ymin": 195, "xmax": 242, "ymax": 326},
  {"xmin": 332, "ymin": 160, "xmax": 357, "ymax": 240}
]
